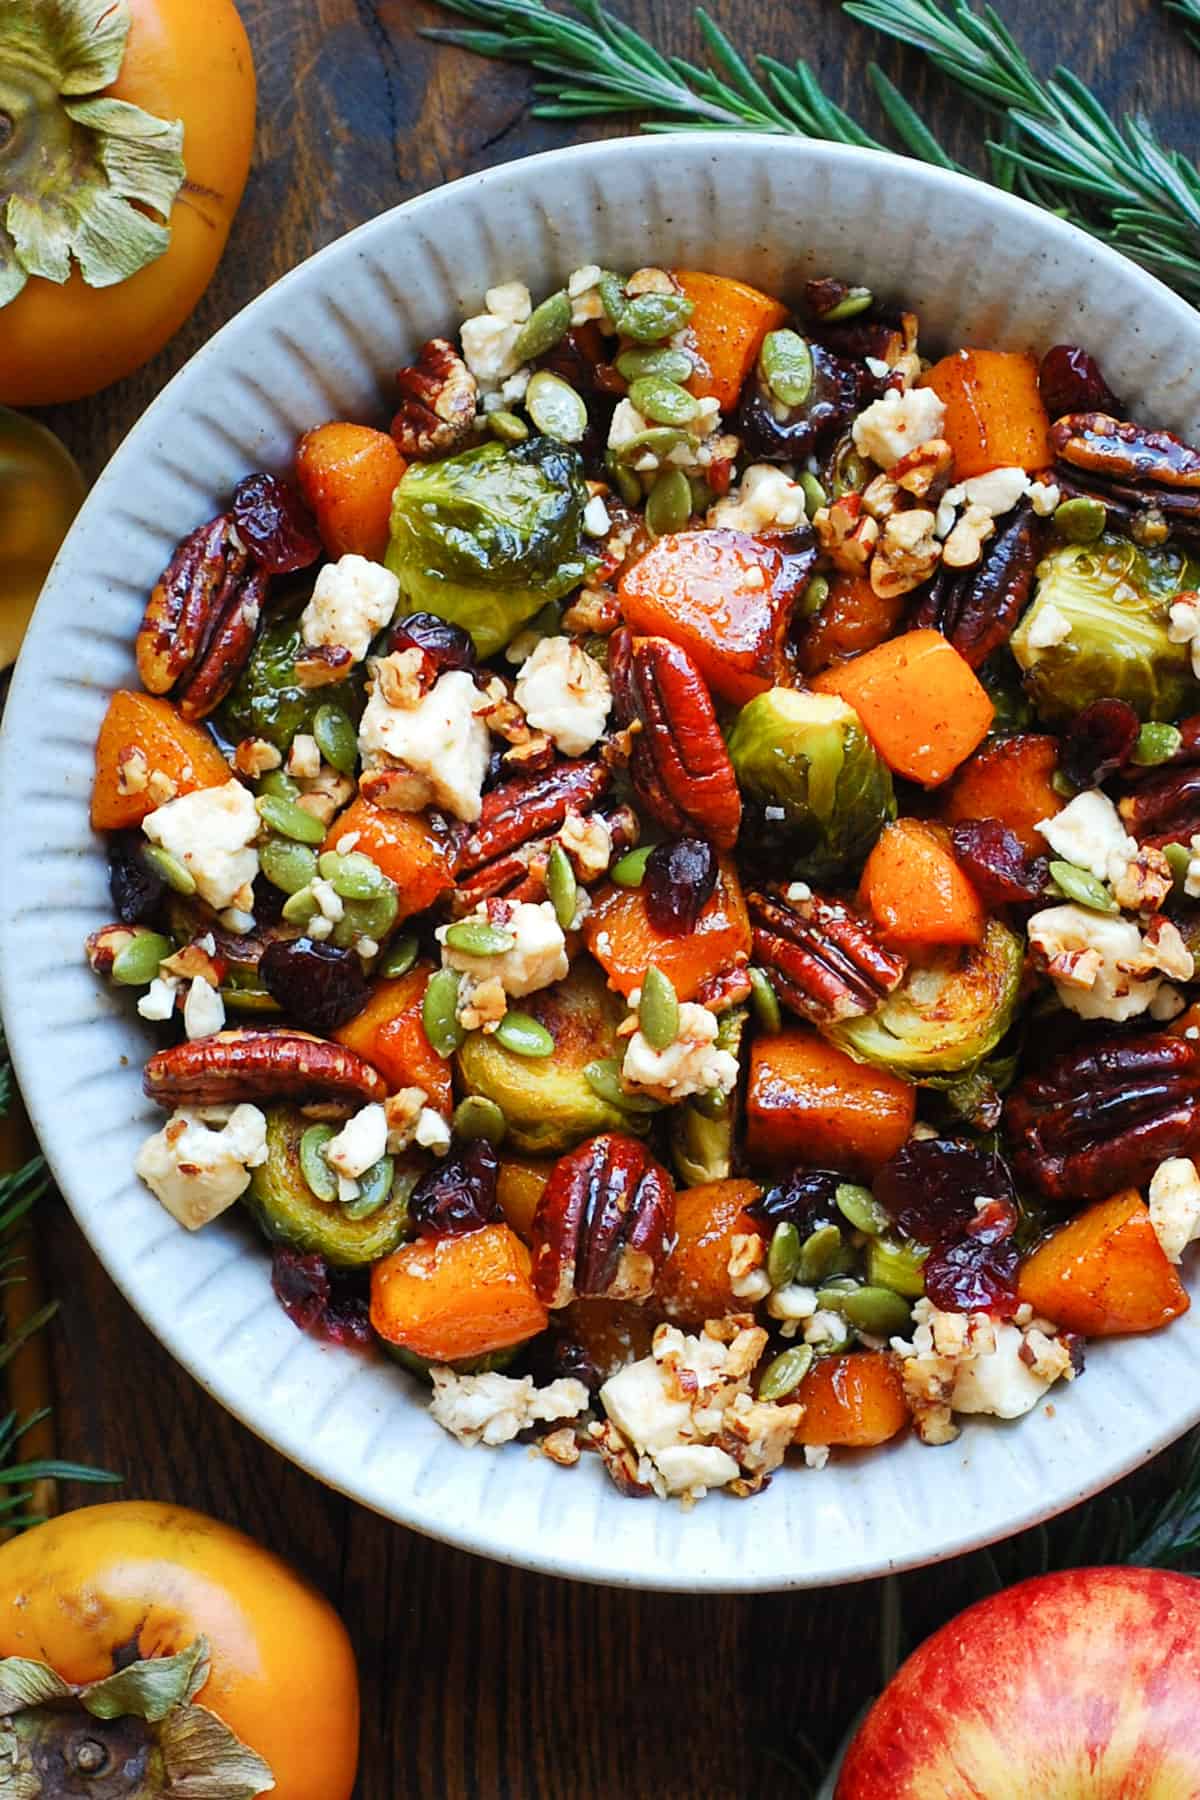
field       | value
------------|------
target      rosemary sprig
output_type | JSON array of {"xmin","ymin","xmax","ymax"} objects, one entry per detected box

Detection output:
[{"xmin": 1166, "ymin": 0, "xmax": 1200, "ymax": 54}]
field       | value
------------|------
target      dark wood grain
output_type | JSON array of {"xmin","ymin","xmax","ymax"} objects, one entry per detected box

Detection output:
[{"xmin": 27, "ymin": 3, "xmax": 1200, "ymax": 1795}]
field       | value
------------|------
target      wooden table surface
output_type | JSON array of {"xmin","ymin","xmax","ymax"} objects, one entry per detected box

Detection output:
[{"xmin": 28, "ymin": 2, "xmax": 1200, "ymax": 1794}]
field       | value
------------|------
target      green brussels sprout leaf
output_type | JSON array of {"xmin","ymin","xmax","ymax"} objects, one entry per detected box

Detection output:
[{"xmin": 219, "ymin": 618, "xmax": 362, "ymax": 753}]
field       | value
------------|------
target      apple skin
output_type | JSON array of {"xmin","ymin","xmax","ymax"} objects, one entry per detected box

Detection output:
[{"xmin": 837, "ymin": 1567, "xmax": 1200, "ymax": 1799}]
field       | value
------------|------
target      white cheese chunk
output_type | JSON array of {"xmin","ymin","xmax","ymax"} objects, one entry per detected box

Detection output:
[
  {"xmin": 438, "ymin": 900, "xmax": 568, "ymax": 998},
  {"xmin": 950, "ymin": 1321, "xmax": 1059, "ymax": 1420},
  {"xmin": 1027, "ymin": 904, "xmax": 1166, "ymax": 1022},
  {"xmin": 135, "ymin": 1104, "xmax": 268, "ymax": 1230},
  {"xmin": 1037, "ymin": 789, "xmax": 1136, "ymax": 881},
  {"xmin": 513, "ymin": 635, "xmax": 611, "ymax": 756},
  {"xmin": 429, "ymin": 1368, "xmax": 588, "ymax": 1448},
  {"xmin": 358, "ymin": 669, "xmax": 491, "ymax": 823},
  {"xmin": 653, "ymin": 1444, "xmax": 740, "ymax": 1496},
  {"xmin": 600, "ymin": 1357, "xmax": 693, "ymax": 1453},
  {"xmin": 851, "ymin": 386, "xmax": 946, "ymax": 469},
  {"xmin": 325, "ymin": 1103, "xmax": 388, "ymax": 1182},
  {"xmin": 1148, "ymin": 1157, "xmax": 1200, "ymax": 1263},
  {"xmin": 142, "ymin": 780, "xmax": 259, "ymax": 914},
  {"xmin": 621, "ymin": 1003, "xmax": 738, "ymax": 1104},
  {"xmin": 708, "ymin": 463, "xmax": 808, "ymax": 533},
  {"xmin": 300, "ymin": 554, "xmax": 400, "ymax": 663},
  {"xmin": 183, "ymin": 976, "xmax": 225, "ymax": 1041}
]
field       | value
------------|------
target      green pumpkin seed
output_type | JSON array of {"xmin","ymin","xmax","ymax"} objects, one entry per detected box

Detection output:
[
  {"xmin": 687, "ymin": 474, "xmax": 713, "ymax": 515},
  {"xmin": 1048, "ymin": 859, "xmax": 1118, "ymax": 914},
  {"xmin": 758, "ymin": 1344, "xmax": 814, "ymax": 1403},
  {"xmin": 818, "ymin": 1283, "xmax": 912, "ymax": 1336},
  {"xmin": 344, "ymin": 1154, "xmax": 395, "ymax": 1220},
  {"xmin": 257, "ymin": 769, "xmax": 301, "ymax": 802},
  {"xmin": 443, "ymin": 919, "xmax": 516, "ymax": 957},
  {"xmin": 452, "ymin": 1095, "xmax": 508, "ymax": 1144},
  {"xmin": 256, "ymin": 794, "xmax": 325, "ymax": 846},
  {"xmin": 831, "ymin": 440, "xmax": 870, "ymax": 497},
  {"xmin": 616, "ymin": 346, "xmax": 694, "ymax": 384},
  {"xmin": 581, "ymin": 634, "xmax": 610, "ymax": 668},
  {"xmin": 1165, "ymin": 842, "xmax": 1192, "ymax": 895},
  {"xmin": 866, "ymin": 1236, "xmax": 928, "ymax": 1299},
  {"xmin": 583, "ymin": 1057, "xmax": 663, "ymax": 1113},
  {"xmin": 748, "ymin": 966, "xmax": 781, "ymax": 1034},
  {"xmin": 644, "ymin": 467, "xmax": 693, "ymax": 539},
  {"xmin": 380, "ymin": 934, "xmax": 419, "ymax": 979},
  {"xmin": 800, "ymin": 471, "xmax": 827, "ymax": 517},
  {"xmin": 617, "ymin": 292, "xmax": 694, "ymax": 344},
  {"xmin": 282, "ymin": 884, "xmax": 319, "ymax": 925},
  {"xmin": 512, "ymin": 289, "xmax": 571, "ymax": 364},
  {"xmin": 313, "ymin": 705, "xmax": 358, "ymax": 775},
  {"xmin": 820, "ymin": 286, "xmax": 873, "ymax": 322},
  {"xmin": 1050, "ymin": 769, "xmax": 1078, "ymax": 799},
  {"xmin": 799, "ymin": 575, "xmax": 829, "ymax": 618},
  {"xmin": 299, "ymin": 1125, "xmax": 338, "ymax": 1204},
  {"xmin": 798, "ymin": 1223, "xmax": 843, "ymax": 1285},
  {"xmin": 1054, "ymin": 494, "xmax": 1107, "ymax": 543},
  {"xmin": 835, "ymin": 1181, "xmax": 889, "ymax": 1237},
  {"xmin": 1133, "ymin": 722, "xmax": 1183, "ymax": 767},
  {"xmin": 318, "ymin": 849, "xmax": 388, "ymax": 901},
  {"xmin": 546, "ymin": 843, "xmax": 578, "ymax": 931},
  {"xmin": 760, "ymin": 328, "xmax": 814, "ymax": 408},
  {"xmin": 627, "ymin": 375, "xmax": 699, "ymax": 427},
  {"xmin": 494, "ymin": 1010, "xmax": 554, "ymax": 1057},
  {"xmin": 140, "ymin": 844, "xmax": 196, "ymax": 896},
  {"xmin": 638, "ymin": 964, "xmax": 679, "ymax": 1052},
  {"xmin": 260, "ymin": 836, "xmax": 319, "ymax": 895},
  {"xmin": 611, "ymin": 845, "xmax": 653, "ymax": 887},
  {"xmin": 423, "ymin": 967, "xmax": 466, "ymax": 1058},
  {"xmin": 111, "ymin": 929, "xmax": 172, "ymax": 987},
  {"xmin": 488, "ymin": 409, "xmax": 530, "ymax": 444},
  {"xmin": 689, "ymin": 1085, "xmax": 730, "ymax": 1120},
  {"xmin": 597, "ymin": 270, "xmax": 627, "ymax": 327},
  {"xmin": 331, "ymin": 890, "xmax": 399, "ymax": 948},
  {"xmin": 609, "ymin": 460, "xmax": 643, "ymax": 507},
  {"xmin": 526, "ymin": 371, "xmax": 588, "ymax": 444},
  {"xmin": 767, "ymin": 1221, "xmax": 801, "ymax": 1289},
  {"xmin": 613, "ymin": 426, "xmax": 696, "ymax": 466}
]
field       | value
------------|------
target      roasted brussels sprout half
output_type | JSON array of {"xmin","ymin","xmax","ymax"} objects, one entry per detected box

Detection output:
[
  {"xmin": 668, "ymin": 1007, "xmax": 747, "ymax": 1186},
  {"xmin": 456, "ymin": 957, "xmax": 638, "ymax": 1154},
  {"xmin": 827, "ymin": 919, "xmax": 1023, "ymax": 1078},
  {"xmin": 244, "ymin": 1106, "xmax": 417, "ymax": 1266},
  {"xmin": 219, "ymin": 617, "xmax": 362, "ymax": 752},
  {"xmin": 1011, "ymin": 535, "xmax": 1200, "ymax": 723},
  {"xmin": 386, "ymin": 435, "xmax": 591, "ymax": 656},
  {"xmin": 727, "ymin": 687, "xmax": 895, "ymax": 880}
]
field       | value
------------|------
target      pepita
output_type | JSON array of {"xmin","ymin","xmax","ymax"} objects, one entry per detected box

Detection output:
[
  {"xmin": 111, "ymin": 929, "xmax": 172, "ymax": 987},
  {"xmin": 1166, "ymin": 842, "xmax": 1192, "ymax": 894},
  {"xmin": 344, "ymin": 1154, "xmax": 395, "ymax": 1220},
  {"xmin": 644, "ymin": 467, "xmax": 693, "ymax": 539},
  {"xmin": 452, "ymin": 1095, "xmax": 508, "ymax": 1143},
  {"xmin": 611, "ymin": 845, "xmax": 653, "ymax": 887},
  {"xmin": 616, "ymin": 291, "xmax": 694, "ymax": 344},
  {"xmin": 799, "ymin": 574, "xmax": 829, "ymax": 617},
  {"xmin": 818, "ymin": 1283, "xmax": 912, "ymax": 1336},
  {"xmin": 760, "ymin": 328, "xmax": 814, "ymax": 408},
  {"xmin": 140, "ymin": 844, "xmax": 195, "ymax": 896},
  {"xmin": 748, "ymin": 966, "xmax": 781, "ymax": 1034},
  {"xmin": 423, "ymin": 967, "xmax": 466, "ymax": 1058},
  {"xmin": 488, "ymin": 409, "xmax": 530, "ymax": 444},
  {"xmin": 319, "ymin": 849, "xmax": 389, "ymax": 901},
  {"xmin": 526, "ymin": 370, "xmax": 588, "ymax": 444},
  {"xmin": 299, "ymin": 1124, "xmax": 338, "ymax": 1204},
  {"xmin": 281, "ymin": 884, "xmax": 319, "ymax": 925},
  {"xmin": 312, "ymin": 705, "xmax": 358, "ymax": 775},
  {"xmin": 866, "ymin": 1236, "xmax": 928, "ymax": 1299},
  {"xmin": 638, "ymin": 964, "xmax": 679, "ymax": 1051},
  {"xmin": 494, "ymin": 1011, "xmax": 555, "ymax": 1057},
  {"xmin": 758, "ymin": 1344, "xmax": 814, "ymax": 1403},
  {"xmin": 257, "ymin": 769, "xmax": 301, "ymax": 802},
  {"xmin": 512, "ymin": 289, "xmax": 571, "ymax": 364},
  {"xmin": 443, "ymin": 919, "xmax": 517, "ymax": 957},
  {"xmin": 583, "ymin": 1057, "xmax": 663, "ymax": 1113},
  {"xmin": 616, "ymin": 346, "xmax": 694, "ymax": 384},
  {"xmin": 767, "ymin": 1221, "xmax": 801, "ymax": 1289},
  {"xmin": 331, "ymin": 890, "xmax": 399, "ymax": 948},
  {"xmin": 597, "ymin": 270, "xmax": 627, "ymax": 328},
  {"xmin": 820, "ymin": 285, "xmax": 873, "ymax": 322},
  {"xmin": 256, "ymin": 793, "xmax": 326, "ymax": 845},
  {"xmin": 627, "ymin": 374, "xmax": 699, "ymax": 427},
  {"xmin": 260, "ymin": 836, "xmax": 319, "ymax": 895},
  {"xmin": 1133, "ymin": 722, "xmax": 1183, "ymax": 767},
  {"xmin": 1048, "ymin": 859, "xmax": 1118, "ymax": 914},
  {"xmin": 380, "ymin": 934, "xmax": 419, "ymax": 979},
  {"xmin": 800, "ymin": 471, "xmax": 827, "ymax": 516},
  {"xmin": 834, "ymin": 1182, "xmax": 889, "ymax": 1237},
  {"xmin": 1054, "ymin": 494, "xmax": 1107, "ymax": 543},
  {"xmin": 797, "ymin": 1222, "xmax": 843, "ymax": 1285},
  {"xmin": 546, "ymin": 843, "xmax": 578, "ymax": 931},
  {"xmin": 614, "ymin": 426, "xmax": 696, "ymax": 465}
]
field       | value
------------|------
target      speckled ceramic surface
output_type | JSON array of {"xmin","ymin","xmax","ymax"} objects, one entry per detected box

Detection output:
[{"xmin": 4, "ymin": 136, "xmax": 1198, "ymax": 1590}]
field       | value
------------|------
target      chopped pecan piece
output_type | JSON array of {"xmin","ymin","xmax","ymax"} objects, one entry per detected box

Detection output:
[
  {"xmin": 608, "ymin": 629, "xmax": 741, "ymax": 852},
  {"xmin": 870, "ymin": 508, "xmax": 940, "ymax": 600},
  {"xmin": 531, "ymin": 1134, "xmax": 676, "ymax": 1309},
  {"xmin": 455, "ymin": 758, "xmax": 610, "ymax": 878},
  {"xmin": 143, "ymin": 1028, "xmax": 386, "ymax": 1109},
  {"xmin": 1005, "ymin": 1032, "xmax": 1200, "ymax": 1203},
  {"xmin": 1053, "ymin": 413, "xmax": 1200, "ymax": 490},
  {"xmin": 136, "ymin": 514, "xmax": 268, "ymax": 720},
  {"xmin": 452, "ymin": 805, "xmax": 635, "ymax": 915},
  {"xmin": 813, "ymin": 493, "xmax": 879, "ymax": 573},
  {"xmin": 391, "ymin": 338, "xmax": 478, "ymax": 458},
  {"xmin": 913, "ymin": 499, "xmax": 1044, "ymax": 668},
  {"xmin": 294, "ymin": 643, "xmax": 356, "ymax": 688},
  {"xmin": 748, "ymin": 887, "xmax": 906, "ymax": 1025}
]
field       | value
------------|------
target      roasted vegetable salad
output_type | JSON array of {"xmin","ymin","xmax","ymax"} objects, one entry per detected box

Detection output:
[{"xmin": 86, "ymin": 266, "xmax": 1200, "ymax": 1502}]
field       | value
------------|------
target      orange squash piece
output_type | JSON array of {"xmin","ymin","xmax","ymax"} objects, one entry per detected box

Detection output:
[
  {"xmin": 793, "ymin": 1352, "xmax": 911, "ymax": 1448},
  {"xmin": 921, "ymin": 348, "xmax": 1053, "ymax": 480},
  {"xmin": 745, "ymin": 1029, "xmax": 916, "ymax": 1176},
  {"xmin": 859, "ymin": 818, "xmax": 986, "ymax": 952},
  {"xmin": 296, "ymin": 422, "xmax": 406, "ymax": 563},
  {"xmin": 496, "ymin": 1155, "xmax": 555, "ymax": 1243},
  {"xmin": 323, "ymin": 798, "xmax": 453, "ymax": 924},
  {"xmin": 618, "ymin": 529, "xmax": 798, "ymax": 706},
  {"xmin": 672, "ymin": 270, "xmax": 788, "ymax": 412},
  {"xmin": 1018, "ymin": 1190, "xmax": 1190, "ymax": 1337},
  {"xmin": 658, "ymin": 1179, "xmax": 762, "ymax": 1327},
  {"xmin": 92, "ymin": 690, "xmax": 233, "ymax": 831},
  {"xmin": 811, "ymin": 629, "xmax": 994, "ymax": 788},
  {"xmin": 583, "ymin": 856, "xmax": 752, "ymax": 1002},
  {"xmin": 796, "ymin": 572, "xmax": 906, "ymax": 677},
  {"xmin": 370, "ymin": 1223, "xmax": 548, "ymax": 1362},
  {"xmin": 334, "ymin": 965, "xmax": 452, "ymax": 1112},
  {"xmin": 938, "ymin": 733, "xmax": 1063, "ymax": 854}
]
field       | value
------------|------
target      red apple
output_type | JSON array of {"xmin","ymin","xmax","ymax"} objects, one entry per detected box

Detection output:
[{"xmin": 837, "ymin": 1567, "xmax": 1200, "ymax": 1798}]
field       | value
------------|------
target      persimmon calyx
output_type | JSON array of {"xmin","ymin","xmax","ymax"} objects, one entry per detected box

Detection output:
[
  {"xmin": 0, "ymin": 0, "xmax": 186, "ymax": 309},
  {"xmin": 0, "ymin": 1636, "xmax": 276, "ymax": 1798}
]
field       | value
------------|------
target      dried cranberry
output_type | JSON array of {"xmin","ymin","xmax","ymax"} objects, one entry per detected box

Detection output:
[
  {"xmin": 390, "ymin": 611, "xmax": 477, "ymax": 674},
  {"xmin": 749, "ymin": 1169, "xmax": 843, "ymax": 1233},
  {"xmin": 644, "ymin": 837, "xmax": 719, "ymax": 935},
  {"xmin": 259, "ymin": 938, "xmax": 370, "ymax": 1035},
  {"xmin": 736, "ymin": 343, "xmax": 861, "ymax": 463},
  {"xmin": 409, "ymin": 1138, "xmax": 500, "ymax": 1239},
  {"xmin": 232, "ymin": 472, "xmax": 322, "ymax": 574},
  {"xmin": 271, "ymin": 1248, "xmax": 372, "ymax": 1345},
  {"xmin": 251, "ymin": 872, "xmax": 288, "ymax": 928},
  {"xmin": 108, "ymin": 831, "xmax": 166, "ymax": 924},
  {"xmin": 924, "ymin": 1235, "xmax": 1019, "ymax": 1317},
  {"xmin": 951, "ymin": 819, "xmax": 1048, "ymax": 906},
  {"xmin": 875, "ymin": 1138, "xmax": 1017, "ymax": 1247},
  {"xmin": 1038, "ymin": 345, "xmax": 1122, "ymax": 421},
  {"xmin": 1059, "ymin": 698, "xmax": 1139, "ymax": 790}
]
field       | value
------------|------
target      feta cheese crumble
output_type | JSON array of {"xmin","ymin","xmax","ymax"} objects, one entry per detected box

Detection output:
[
  {"xmin": 300, "ymin": 554, "xmax": 400, "ymax": 663},
  {"xmin": 893, "ymin": 1298, "xmax": 1073, "ymax": 1446},
  {"xmin": 142, "ymin": 780, "xmax": 259, "ymax": 914},
  {"xmin": 512, "ymin": 635, "xmax": 611, "ymax": 757},
  {"xmin": 460, "ymin": 281, "xmax": 531, "ymax": 388},
  {"xmin": 325, "ymin": 1103, "xmax": 388, "ymax": 1184},
  {"xmin": 183, "ymin": 976, "xmax": 225, "ymax": 1041},
  {"xmin": 621, "ymin": 1002, "xmax": 739, "ymax": 1104},
  {"xmin": 438, "ymin": 900, "xmax": 568, "ymax": 999},
  {"xmin": 1037, "ymin": 789, "xmax": 1137, "ymax": 883},
  {"xmin": 430, "ymin": 1368, "xmax": 589, "ymax": 1448},
  {"xmin": 1027, "ymin": 904, "xmax": 1192, "ymax": 1022},
  {"xmin": 1148, "ymin": 1157, "xmax": 1200, "ymax": 1263},
  {"xmin": 851, "ymin": 386, "xmax": 946, "ymax": 470},
  {"xmin": 358, "ymin": 668, "xmax": 492, "ymax": 823},
  {"xmin": 135, "ymin": 1105, "xmax": 268, "ymax": 1230},
  {"xmin": 708, "ymin": 463, "xmax": 807, "ymax": 533}
]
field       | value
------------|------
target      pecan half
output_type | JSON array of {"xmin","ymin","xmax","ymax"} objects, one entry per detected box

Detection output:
[
  {"xmin": 1052, "ymin": 469, "xmax": 1200, "ymax": 546},
  {"xmin": 1005, "ymin": 1032, "xmax": 1200, "ymax": 1203},
  {"xmin": 453, "ymin": 804, "xmax": 636, "ymax": 915},
  {"xmin": 608, "ymin": 629, "xmax": 741, "ymax": 852},
  {"xmin": 391, "ymin": 338, "xmax": 478, "ymax": 458},
  {"xmin": 748, "ymin": 887, "xmax": 906, "ymax": 1024},
  {"xmin": 1053, "ymin": 413, "xmax": 1200, "ymax": 490},
  {"xmin": 143, "ymin": 1028, "xmax": 386, "ymax": 1109},
  {"xmin": 913, "ymin": 499, "xmax": 1044, "ymax": 668},
  {"xmin": 1118, "ymin": 766, "xmax": 1200, "ymax": 847},
  {"xmin": 455, "ymin": 758, "xmax": 610, "ymax": 878},
  {"xmin": 531, "ymin": 1134, "xmax": 676, "ymax": 1309},
  {"xmin": 137, "ymin": 515, "xmax": 268, "ymax": 719}
]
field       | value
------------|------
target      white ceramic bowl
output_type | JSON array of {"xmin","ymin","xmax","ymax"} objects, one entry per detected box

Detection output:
[{"xmin": 5, "ymin": 136, "xmax": 1200, "ymax": 1591}]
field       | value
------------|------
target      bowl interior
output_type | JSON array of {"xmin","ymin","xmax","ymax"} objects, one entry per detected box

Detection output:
[{"xmin": 4, "ymin": 135, "xmax": 1199, "ymax": 1590}]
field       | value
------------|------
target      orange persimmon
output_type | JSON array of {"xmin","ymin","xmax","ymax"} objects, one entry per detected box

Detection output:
[
  {"xmin": 938, "ymin": 732, "xmax": 1063, "ymax": 854},
  {"xmin": 1017, "ymin": 1190, "xmax": 1190, "ymax": 1336},
  {"xmin": 811, "ymin": 629, "xmax": 994, "ymax": 787},
  {"xmin": 323, "ymin": 798, "xmax": 453, "ymax": 923},
  {"xmin": 745, "ymin": 1029, "xmax": 916, "ymax": 1176},
  {"xmin": 583, "ymin": 856, "xmax": 752, "ymax": 1002},
  {"xmin": 673, "ymin": 270, "xmax": 788, "ymax": 412},
  {"xmin": 859, "ymin": 818, "xmax": 986, "ymax": 952},
  {"xmin": 658, "ymin": 1178, "xmax": 763, "ymax": 1327},
  {"xmin": 618, "ymin": 528, "xmax": 798, "ymax": 706},
  {"xmin": 334, "ymin": 965, "xmax": 452, "ymax": 1112},
  {"xmin": 91, "ymin": 690, "xmax": 232, "ymax": 830},
  {"xmin": 796, "ymin": 571, "xmax": 906, "ymax": 676},
  {"xmin": 295, "ymin": 423, "xmax": 406, "ymax": 563},
  {"xmin": 370, "ymin": 1223, "xmax": 549, "ymax": 1362},
  {"xmin": 793, "ymin": 1352, "xmax": 910, "ymax": 1448},
  {"xmin": 921, "ymin": 348, "xmax": 1053, "ymax": 480},
  {"xmin": 496, "ymin": 1155, "xmax": 555, "ymax": 1242}
]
